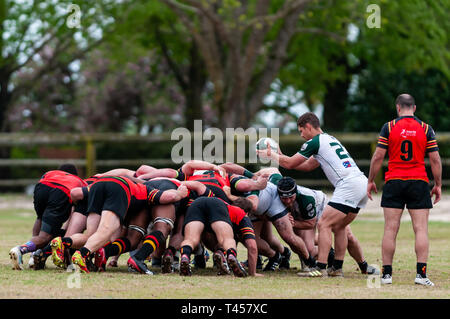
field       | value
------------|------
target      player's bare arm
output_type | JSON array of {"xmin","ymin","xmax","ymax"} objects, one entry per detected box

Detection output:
[
  {"xmin": 292, "ymin": 157, "xmax": 320, "ymax": 172},
  {"xmin": 428, "ymin": 150, "xmax": 442, "ymax": 204},
  {"xmin": 367, "ymin": 147, "xmax": 387, "ymax": 200}
]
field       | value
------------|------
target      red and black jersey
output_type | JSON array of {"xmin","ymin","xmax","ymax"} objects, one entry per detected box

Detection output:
[
  {"xmin": 377, "ymin": 116, "xmax": 439, "ymax": 182},
  {"xmin": 88, "ymin": 175, "xmax": 148, "ymax": 212},
  {"xmin": 220, "ymin": 199, "xmax": 255, "ymax": 240},
  {"xmin": 39, "ymin": 170, "xmax": 87, "ymax": 203}
]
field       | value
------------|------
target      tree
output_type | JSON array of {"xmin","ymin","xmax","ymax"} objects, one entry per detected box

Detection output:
[
  {"xmin": 0, "ymin": 0, "xmax": 130, "ymax": 132},
  {"xmin": 160, "ymin": 0, "xmax": 349, "ymax": 129}
]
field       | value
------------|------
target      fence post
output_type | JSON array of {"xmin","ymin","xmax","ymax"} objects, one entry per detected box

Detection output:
[{"xmin": 85, "ymin": 136, "xmax": 96, "ymax": 177}]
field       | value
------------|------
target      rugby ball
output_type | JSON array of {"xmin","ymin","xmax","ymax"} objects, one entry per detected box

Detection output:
[{"xmin": 255, "ymin": 137, "xmax": 279, "ymax": 153}]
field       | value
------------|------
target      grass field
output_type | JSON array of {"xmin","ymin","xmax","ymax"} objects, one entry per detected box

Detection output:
[{"xmin": 1, "ymin": 193, "xmax": 449, "ymax": 299}]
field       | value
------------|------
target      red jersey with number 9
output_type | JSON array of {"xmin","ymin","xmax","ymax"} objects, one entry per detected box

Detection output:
[{"xmin": 377, "ymin": 116, "xmax": 439, "ymax": 183}]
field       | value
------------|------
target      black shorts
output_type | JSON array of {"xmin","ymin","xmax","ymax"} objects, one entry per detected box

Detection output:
[
  {"xmin": 86, "ymin": 181, "xmax": 130, "ymax": 223},
  {"xmin": 33, "ymin": 183, "xmax": 72, "ymax": 235},
  {"xmin": 381, "ymin": 180, "xmax": 432, "ymax": 210},
  {"xmin": 328, "ymin": 202, "xmax": 360, "ymax": 215},
  {"xmin": 183, "ymin": 197, "xmax": 232, "ymax": 232}
]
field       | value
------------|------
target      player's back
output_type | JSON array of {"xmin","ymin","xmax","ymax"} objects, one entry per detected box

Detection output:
[{"xmin": 378, "ymin": 116, "xmax": 437, "ymax": 182}]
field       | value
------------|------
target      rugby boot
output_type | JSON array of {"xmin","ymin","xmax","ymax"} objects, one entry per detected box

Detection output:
[
  {"xmin": 9, "ymin": 246, "xmax": 24, "ymax": 270},
  {"xmin": 227, "ymin": 254, "xmax": 247, "ymax": 278},
  {"xmin": 127, "ymin": 255, "xmax": 154, "ymax": 275},
  {"xmin": 241, "ymin": 255, "xmax": 263, "ymax": 270},
  {"xmin": 327, "ymin": 267, "xmax": 344, "ymax": 277},
  {"xmin": 381, "ymin": 274, "xmax": 392, "ymax": 285},
  {"xmin": 94, "ymin": 248, "xmax": 107, "ymax": 272},
  {"xmin": 71, "ymin": 251, "xmax": 89, "ymax": 273},
  {"xmin": 362, "ymin": 264, "xmax": 380, "ymax": 275},
  {"xmin": 50, "ymin": 237, "xmax": 66, "ymax": 268},
  {"xmin": 279, "ymin": 247, "xmax": 291, "ymax": 270},
  {"xmin": 213, "ymin": 250, "xmax": 231, "ymax": 276},
  {"xmin": 161, "ymin": 249, "xmax": 174, "ymax": 274},
  {"xmin": 32, "ymin": 249, "xmax": 47, "ymax": 270},
  {"xmin": 263, "ymin": 252, "xmax": 281, "ymax": 271},
  {"xmin": 179, "ymin": 254, "xmax": 192, "ymax": 276},
  {"xmin": 297, "ymin": 266, "xmax": 328, "ymax": 277},
  {"xmin": 415, "ymin": 274, "xmax": 435, "ymax": 287}
]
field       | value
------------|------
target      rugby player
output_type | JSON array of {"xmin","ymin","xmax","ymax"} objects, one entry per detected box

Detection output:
[
  {"xmin": 367, "ymin": 94, "xmax": 442, "ymax": 286},
  {"xmin": 258, "ymin": 112, "xmax": 369, "ymax": 277},
  {"xmin": 9, "ymin": 164, "xmax": 86, "ymax": 270}
]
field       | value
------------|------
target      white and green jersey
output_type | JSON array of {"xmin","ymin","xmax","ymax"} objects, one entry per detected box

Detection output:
[{"xmin": 298, "ymin": 133, "xmax": 363, "ymax": 187}]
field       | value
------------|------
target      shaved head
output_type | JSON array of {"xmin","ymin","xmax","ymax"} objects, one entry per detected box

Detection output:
[{"xmin": 395, "ymin": 94, "xmax": 415, "ymax": 108}]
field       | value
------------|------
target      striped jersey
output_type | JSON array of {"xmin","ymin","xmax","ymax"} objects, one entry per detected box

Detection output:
[
  {"xmin": 298, "ymin": 133, "xmax": 364, "ymax": 187},
  {"xmin": 377, "ymin": 116, "xmax": 438, "ymax": 182}
]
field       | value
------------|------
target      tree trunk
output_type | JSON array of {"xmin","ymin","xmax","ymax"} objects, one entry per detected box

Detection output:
[{"xmin": 184, "ymin": 43, "xmax": 207, "ymax": 131}]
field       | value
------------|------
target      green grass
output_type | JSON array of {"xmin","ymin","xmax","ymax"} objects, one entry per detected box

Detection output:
[{"xmin": 0, "ymin": 195, "xmax": 449, "ymax": 299}]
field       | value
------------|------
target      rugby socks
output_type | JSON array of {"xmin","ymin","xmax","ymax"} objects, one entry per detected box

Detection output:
[
  {"xmin": 79, "ymin": 247, "xmax": 91, "ymax": 259},
  {"xmin": 20, "ymin": 241, "xmax": 36, "ymax": 254},
  {"xmin": 61, "ymin": 237, "xmax": 73, "ymax": 248},
  {"xmin": 134, "ymin": 230, "xmax": 165, "ymax": 261},
  {"xmin": 304, "ymin": 255, "xmax": 317, "ymax": 268},
  {"xmin": 382, "ymin": 265, "xmax": 392, "ymax": 277},
  {"xmin": 327, "ymin": 247, "xmax": 335, "ymax": 268},
  {"xmin": 104, "ymin": 238, "xmax": 131, "ymax": 258},
  {"xmin": 316, "ymin": 262, "xmax": 327, "ymax": 270},
  {"xmin": 226, "ymin": 248, "xmax": 238, "ymax": 259},
  {"xmin": 332, "ymin": 259, "xmax": 344, "ymax": 270},
  {"xmin": 41, "ymin": 244, "xmax": 52, "ymax": 258},
  {"xmin": 417, "ymin": 263, "xmax": 427, "ymax": 278},
  {"xmin": 358, "ymin": 261, "xmax": 368, "ymax": 273},
  {"xmin": 180, "ymin": 245, "xmax": 193, "ymax": 259}
]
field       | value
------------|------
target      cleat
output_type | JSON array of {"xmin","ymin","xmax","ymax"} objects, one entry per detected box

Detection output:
[
  {"xmin": 71, "ymin": 251, "xmax": 89, "ymax": 273},
  {"xmin": 381, "ymin": 274, "xmax": 392, "ymax": 285},
  {"xmin": 298, "ymin": 259, "xmax": 312, "ymax": 273},
  {"xmin": 263, "ymin": 252, "xmax": 281, "ymax": 271},
  {"xmin": 279, "ymin": 248, "xmax": 291, "ymax": 270},
  {"xmin": 50, "ymin": 237, "xmax": 66, "ymax": 268},
  {"xmin": 297, "ymin": 267, "xmax": 328, "ymax": 277},
  {"xmin": 162, "ymin": 250, "xmax": 174, "ymax": 274},
  {"xmin": 415, "ymin": 275, "xmax": 434, "ymax": 287},
  {"xmin": 9, "ymin": 246, "xmax": 24, "ymax": 270},
  {"xmin": 179, "ymin": 255, "xmax": 191, "ymax": 276},
  {"xmin": 193, "ymin": 254, "xmax": 206, "ymax": 269},
  {"xmin": 151, "ymin": 257, "xmax": 161, "ymax": 268},
  {"xmin": 241, "ymin": 255, "xmax": 263, "ymax": 270},
  {"xmin": 328, "ymin": 267, "xmax": 344, "ymax": 277},
  {"xmin": 363, "ymin": 265, "xmax": 380, "ymax": 275},
  {"xmin": 28, "ymin": 255, "xmax": 34, "ymax": 269},
  {"xmin": 127, "ymin": 256, "xmax": 153, "ymax": 275},
  {"xmin": 94, "ymin": 248, "xmax": 107, "ymax": 272},
  {"xmin": 213, "ymin": 250, "xmax": 231, "ymax": 276},
  {"xmin": 32, "ymin": 249, "xmax": 47, "ymax": 270},
  {"xmin": 227, "ymin": 254, "xmax": 247, "ymax": 277}
]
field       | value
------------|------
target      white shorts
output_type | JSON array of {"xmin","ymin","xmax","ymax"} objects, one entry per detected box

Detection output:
[{"xmin": 330, "ymin": 174, "xmax": 368, "ymax": 209}]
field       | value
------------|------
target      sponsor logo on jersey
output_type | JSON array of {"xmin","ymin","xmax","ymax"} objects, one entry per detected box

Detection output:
[
  {"xmin": 400, "ymin": 129, "xmax": 417, "ymax": 138},
  {"xmin": 343, "ymin": 161, "xmax": 352, "ymax": 168}
]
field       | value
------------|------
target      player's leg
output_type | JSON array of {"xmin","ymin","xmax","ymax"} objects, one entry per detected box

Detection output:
[
  {"xmin": 315, "ymin": 205, "xmax": 349, "ymax": 272},
  {"xmin": 409, "ymin": 208, "xmax": 434, "ymax": 286},
  {"xmin": 381, "ymin": 207, "xmax": 403, "ymax": 283},
  {"xmin": 72, "ymin": 210, "xmax": 121, "ymax": 273},
  {"xmin": 179, "ymin": 221, "xmax": 204, "ymax": 276},
  {"xmin": 272, "ymin": 214, "xmax": 315, "ymax": 269},
  {"xmin": 128, "ymin": 204, "xmax": 174, "ymax": 271},
  {"xmin": 329, "ymin": 212, "xmax": 357, "ymax": 276}
]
